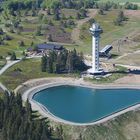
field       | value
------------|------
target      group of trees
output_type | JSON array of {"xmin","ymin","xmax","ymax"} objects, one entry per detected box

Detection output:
[
  {"xmin": 0, "ymin": 91, "xmax": 65, "ymax": 140},
  {"xmin": 2, "ymin": 0, "xmax": 43, "ymax": 11},
  {"xmin": 0, "ymin": 28, "xmax": 12, "ymax": 45},
  {"xmin": 0, "ymin": 92, "xmax": 51, "ymax": 140},
  {"xmin": 10, "ymin": 52, "xmax": 17, "ymax": 60},
  {"xmin": 41, "ymin": 0, "xmax": 96, "ymax": 9},
  {"xmin": 114, "ymin": 11, "xmax": 127, "ymax": 26},
  {"xmin": 76, "ymin": 8, "xmax": 87, "ymax": 19},
  {"xmin": 41, "ymin": 49, "xmax": 87, "ymax": 73},
  {"xmin": 124, "ymin": 2, "xmax": 138, "ymax": 10},
  {"xmin": 98, "ymin": 1, "xmax": 138, "ymax": 15},
  {"xmin": 0, "ymin": 0, "xmax": 139, "ymax": 14},
  {"xmin": 0, "ymin": 0, "xmax": 96, "ymax": 11}
]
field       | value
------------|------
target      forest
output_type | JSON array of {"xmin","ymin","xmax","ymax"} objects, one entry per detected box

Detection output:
[
  {"xmin": 41, "ymin": 49, "xmax": 87, "ymax": 74},
  {"xmin": 0, "ymin": 0, "xmax": 96, "ymax": 11},
  {"xmin": 0, "ymin": 91, "xmax": 64, "ymax": 140},
  {"xmin": 1, "ymin": 0, "xmax": 138, "ymax": 12}
]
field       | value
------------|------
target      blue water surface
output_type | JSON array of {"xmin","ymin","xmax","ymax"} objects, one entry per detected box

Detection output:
[{"xmin": 33, "ymin": 86, "xmax": 140, "ymax": 123}]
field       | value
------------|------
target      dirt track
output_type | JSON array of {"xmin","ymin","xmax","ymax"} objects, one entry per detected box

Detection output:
[
  {"xmin": 124, "ymin": 10, "xmax": 140, "ymax": 18},
  {"xmin": 71, "ymin": 9, "xmax": 97, "ymax": 46}
]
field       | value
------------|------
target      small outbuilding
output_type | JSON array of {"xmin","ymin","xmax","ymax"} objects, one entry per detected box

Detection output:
[{"xmin": 99, "ymin": 45, "xmax": 113, "ymax": 57}]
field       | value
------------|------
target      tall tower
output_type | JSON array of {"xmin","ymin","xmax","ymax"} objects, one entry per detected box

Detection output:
[{"xmin": 88, "ymin": 23, "xmax": 102, "ymax": 74}]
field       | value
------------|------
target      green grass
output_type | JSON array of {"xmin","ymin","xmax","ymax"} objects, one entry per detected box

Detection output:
[
  {"xmin": 0, "ymin": 58, "xmax": 54, "ymax": 90},
  {"xmin": 0, "ymin": 58, "xmax": 79, "ymax": 90},
  {"xmin": 0, "ymin": 59, "xmax": 6, "ymax": 69},
  {"xmin": 85, "ymin": 66, "xmax": 127, "ymax": 84}
]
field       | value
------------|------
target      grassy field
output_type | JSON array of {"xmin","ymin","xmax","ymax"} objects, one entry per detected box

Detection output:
[
  {"xmin": 0, "ymin": 58, "xmax": 79, "ymax": 90},
  {"xmin": 0, "ymin": 58, "xmax": 55, "ymax": 90},
  {"xmin": 0, "ymin": 59, "xmax": 6, "ymax": 69}
]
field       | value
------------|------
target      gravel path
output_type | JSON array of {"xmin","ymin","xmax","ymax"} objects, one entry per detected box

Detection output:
[
  {"xmin": 0, "ymin": 58, "xmax": 22, "ymax": 93},
  {"xmin": 0, "ymin": 59, "xmax": 21, "ymax": 75}
]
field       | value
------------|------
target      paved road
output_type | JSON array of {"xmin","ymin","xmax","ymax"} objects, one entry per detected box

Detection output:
[
  {"xmin": 0, "ymin": 82, "xmax": 10, "ymax": 94},
  {"xmin": 0, "ymin": 59, "xmax": 22, "ymax": 93},
  {"xmin": 0, "ymin": 56, "xmax": 41, "ymax": 93},
  {"xmin": 0, "ymin": 59, "xmax": 21, "ymax": 75}
]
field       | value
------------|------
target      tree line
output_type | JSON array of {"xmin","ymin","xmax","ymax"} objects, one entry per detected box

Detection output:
[
  {"xmin": 0, "ymin": 91, "xmax": 65, "ymax": 140},
  {"xmin": 41, "ymin": 49, "xmax": 87, "ymax": 74},
  {"xmin": 114, "ymin": 11, "xmax": 127, "ymax": 26},
  {"xmin": 1, "ymin": 0, "xmax": 138, "ymax": 12}
]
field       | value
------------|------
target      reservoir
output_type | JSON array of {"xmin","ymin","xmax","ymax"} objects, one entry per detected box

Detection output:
[{"xmin": 33, "ymin": 86, "xmax": 140, "ymax": 123}]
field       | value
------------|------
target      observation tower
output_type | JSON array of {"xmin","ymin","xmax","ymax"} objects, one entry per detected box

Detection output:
[{"xmin": 88, "ymin": 23, "xmax": 103, "ymax": 74}]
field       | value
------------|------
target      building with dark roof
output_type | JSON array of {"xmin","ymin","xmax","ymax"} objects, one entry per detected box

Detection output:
[
  {"xmin": 27, "ymin": 43, "xmax": 64, "ymax": 53},
  {"xmin": 37, "ymin": 43, "xmax": 64, "ymax": 52},
  {"xmin": 99, "ymin": 45, "xmax": 113, "ymax": 57}
]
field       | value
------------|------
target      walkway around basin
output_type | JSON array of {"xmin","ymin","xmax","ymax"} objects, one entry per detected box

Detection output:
[{"xmin": 15, "ymin": 77, "xmax": 140, "ymax": 126}]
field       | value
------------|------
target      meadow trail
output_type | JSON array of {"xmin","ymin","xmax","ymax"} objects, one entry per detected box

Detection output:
[{"xmin": 71, "ymin": 9, "xmax": 97, "ymax": 46}]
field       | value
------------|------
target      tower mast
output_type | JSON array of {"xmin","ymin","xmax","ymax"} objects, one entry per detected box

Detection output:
[{"xmin": 88, "ymin": 23, "xmax": 103, "ymax": 74}]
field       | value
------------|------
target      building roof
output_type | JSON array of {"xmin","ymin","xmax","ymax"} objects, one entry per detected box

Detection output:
[
  {"xmin": 37, "ymin": 43, "xmax": 63, "ymax": 50},
  {"xmin": 100, "ymin": 45, "xmax": 113, "ymax": 53}
]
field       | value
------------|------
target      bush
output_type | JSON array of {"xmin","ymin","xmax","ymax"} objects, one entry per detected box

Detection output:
[
  {"xmin": 0, "ymin": 55, "xmax": 3, "ymax": 59},
  {"xmin": 18, "ymin": 40, "xmax": 25, "ymax": 47},
  {"xmin": 10, "ymin": 52, "xmax": 16, "ymax": 60},
  {"xmin": 3, "ymin": 34, "xmax": 13, "ymax": 40}
]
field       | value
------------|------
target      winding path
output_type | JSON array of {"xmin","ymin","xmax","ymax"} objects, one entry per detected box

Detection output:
[
  {"xmin": 0, "ymin": 59, "xmax": 21, "ymax": 75},
  {"xmin": 71, "ymin": 9, "xmax": 97, "ymax": 46},
  {"xmin": 0, "ymin": 58, "xmax": 22, "ymax": 93}
]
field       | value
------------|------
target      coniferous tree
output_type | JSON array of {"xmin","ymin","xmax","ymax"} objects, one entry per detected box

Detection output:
[
  {"xmin": 10, "ymin": 52, "xmax": 17, "ymax": 60},
  {"xmin": 0, "ymin": 91, "xmax": 58, "ymax": 140},
  {"xmin": 76, "ymin": 12, "xmax": 81, "ymax": 19},
  {"xmin": 114, "ymin": 11, "xmax": 126, "ymax": 26},
  {"xmin": 47, "ymin": 34, "xmax": 53, "ymax": 42},
  {"xmin": 41, "ymin": 55, "xmax": 47, "ymax": 72}
]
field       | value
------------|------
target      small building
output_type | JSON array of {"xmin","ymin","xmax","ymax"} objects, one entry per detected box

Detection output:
[{"xmin": 99, "ymin": 45, "xmax": 113, "ymax": 57}]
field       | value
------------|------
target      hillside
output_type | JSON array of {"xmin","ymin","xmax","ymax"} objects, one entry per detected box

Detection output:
[{"xmin": 0, "ymin": 0, "xmax": 140, "ymax": 140}]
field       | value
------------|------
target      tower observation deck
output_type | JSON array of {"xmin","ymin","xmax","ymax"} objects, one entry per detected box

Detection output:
[{"xmin": 88, "ymin": 23, "xmax": 103, "ymax": 74}]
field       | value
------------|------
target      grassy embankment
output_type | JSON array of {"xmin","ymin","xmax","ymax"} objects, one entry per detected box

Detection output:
[{"xmin": 52, "ymin": 110, "xmax": 140, "ymax": 140}]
